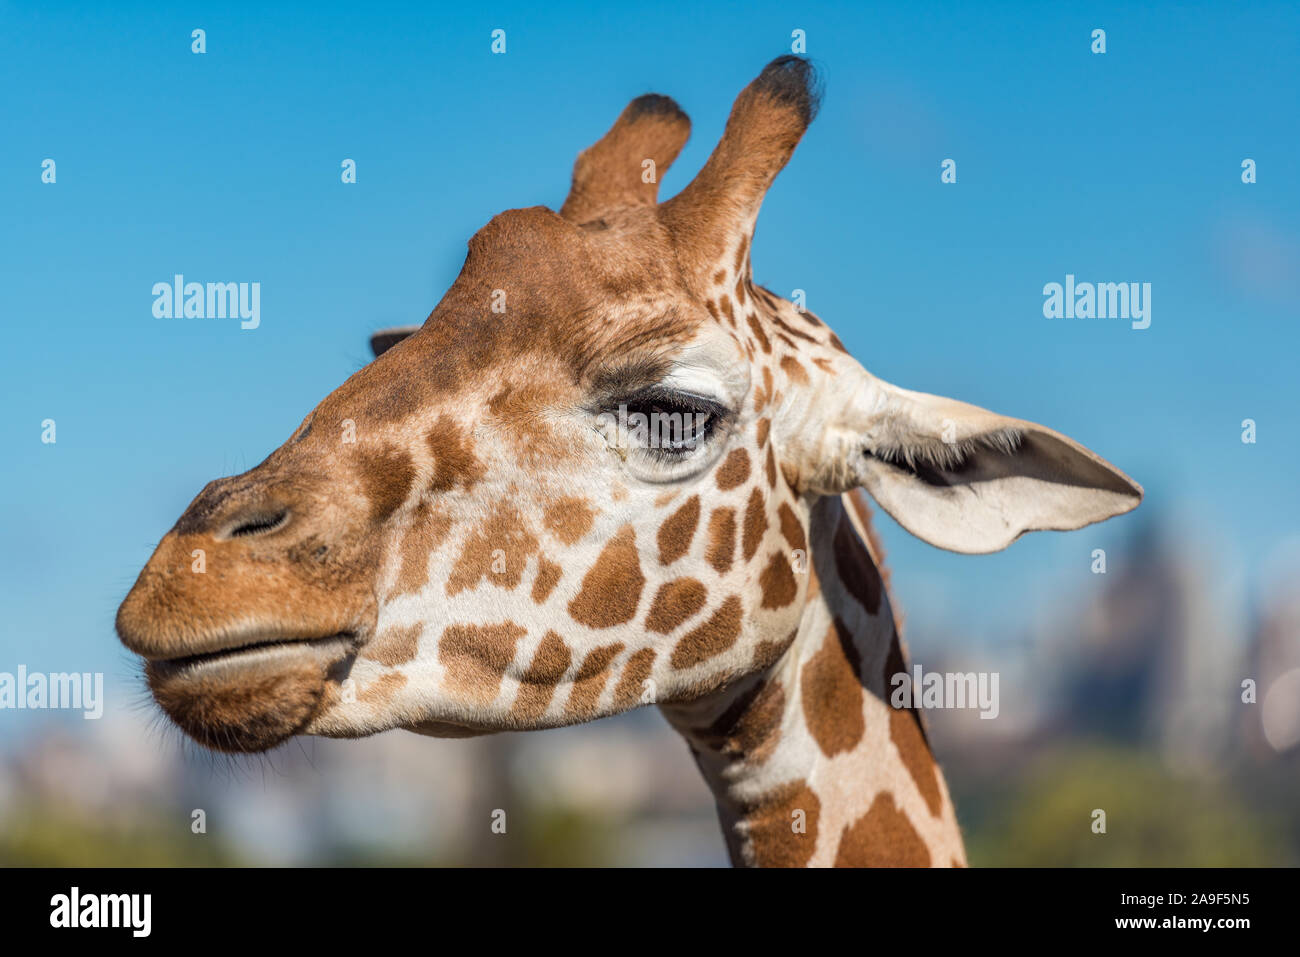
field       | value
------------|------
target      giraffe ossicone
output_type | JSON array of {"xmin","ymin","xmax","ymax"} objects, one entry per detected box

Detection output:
[{"xmin": 117, "ymin": 56, "xmax": 1141, "ymax": 867}]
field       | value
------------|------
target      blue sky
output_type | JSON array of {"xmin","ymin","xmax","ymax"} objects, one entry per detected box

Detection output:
[{"xmin": 2, "ymin": 1, "xmax": 1297, "ymax": 733}]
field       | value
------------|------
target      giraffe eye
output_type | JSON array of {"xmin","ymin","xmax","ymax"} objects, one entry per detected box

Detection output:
[
  {"xmin": 227, "ymin": 509, "xmax": 291, "ymax": 539},
  {"xmin": 632, "ymin": 396, "xmax": 714, "ymax": 454},
  {"xmin": 594, "ymin": 388, "xmax": 733, "ymax": 480}
]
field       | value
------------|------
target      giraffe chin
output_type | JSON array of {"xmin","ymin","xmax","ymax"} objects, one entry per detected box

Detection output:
[{"xmin": 144, "ymin": 636, "xmax": 356, "ymax": 753}]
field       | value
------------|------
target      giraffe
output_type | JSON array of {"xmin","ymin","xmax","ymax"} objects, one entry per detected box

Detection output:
[{"xmin": 116, "ymin": 56, "xmax": 1141, "ymax": 866}]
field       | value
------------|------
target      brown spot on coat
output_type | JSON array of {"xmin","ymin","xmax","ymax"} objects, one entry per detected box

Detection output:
[
  {"xmin": 657, "ymin": 495, "xmax": 700, "ymax": 565},
  {"xmin": 890, "ymin": 706, "xmax": 944, "ymax": 817},
  {"xmin": 800, "ymin": 618, "xmax": 865, "ymax": 757},
  {"xmin": 765, "ymin": 445, "xmax": 778, "ymax": 488},
  {"xmin": 742, "ymin": 487, "xmax": 767, "ymax": 561},
  {"xmin": 751, "ymin": 629, "xmax": 797, "ymax": 671},
  {"xmin": 646, "ymin": 578, "xmax": 707, "ymax": 633},
  {"xmin": 715, "ymin": 448, "xmax": 751, "ymax": 491},
  {"xmin": 740, "ymin": 779, "xmax": 820, "ymax": 868},
  {"xmin": 834, "ymin": 792, "xmax": 931, "ymax": 867},
  {"xmin": 754, "ymin": 284, "xmax": 778, "ymax": 309},
  {"xmin": 446, "ymin": 503, "xmax": 540, "ymax": 596},
  {"xmin": 568, "ymin": 525, "xmax": 645, "ymax": 628},
  {"xmin": 756, "ymin": 417, "xmax": 771, "ymax": 448},
  {"xmin": 778, "ymin": 355, "xmax": 809, "ymax": 385},
  {"xmin": 670, "ymin": 595, "xmax": 743, "ymax": 670},
  {"xmin": 362, "ymin": 622, "xmax": 422, "ymax": 666},
  {"xmin": 706, "ymin": 507, "xmax": 737, "ymax": 573},
  {"xmin": 438, "ymin": 621, "xmax": 527, "ymax": 705},
  {"xmin": 794, "ymin": 304, "xmax": 821, "ymax": 326},
  {"xmin": 759, "ymin": 551, "xmax": 798, "ymax": 609},
  {"xmin": 613, "ymin": 648, "xmax": 656, "ymax": 708},
  {"xmin": 531, "ymin": 556, "xmax": 562, "ymax": 603},
  {"xmin": 392, "ymin": 506, "xmax": 453, "ymax": 597},
  {"xmin": 510, "ymin": 630, "xmax": 571, "ymax": 722},
  {"xmin": 565, "ymin": 642, "xmax": 625, "ymax": 717},
  {"xmin": 771, "ymin": 314, "xmax": 818, "ymax": 344},
  {"xmin": 427, "ymin": 418, "xmax": 485, "ymax": 493},
  {"xmin": 359, "ymin": 447, "xmax": 416, "ymax": 522},
  {"xmin": 746, "ymin": 314, "xmax": 771, "ymax": 354},
  {"xmin": 543, "ymin": 496, "xmax": 595, "ymax": 545},
  {"xmin": 359, "ymin": 671, "xmax": 407, "ymax": 706},
  {"xmin": 777, "ymin": 502, "xmax": 806, "ymax": 552}
]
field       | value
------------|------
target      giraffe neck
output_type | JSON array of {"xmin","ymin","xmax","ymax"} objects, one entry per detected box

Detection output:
[{"xmin": 659, "ymin": 492, "xmax": 967, "ymax": 867}]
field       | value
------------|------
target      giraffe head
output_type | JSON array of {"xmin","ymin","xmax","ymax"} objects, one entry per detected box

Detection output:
[{"xmin": 117, "ymin": 57, "xmax": 1141, "ymax": 753}]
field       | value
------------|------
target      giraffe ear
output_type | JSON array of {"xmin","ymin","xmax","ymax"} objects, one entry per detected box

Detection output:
[
  {"xmin": 369, "ymin": 325, "xmax": 421, "ymax": 358},
  {"xmin": 817, "ymin": 374, "xmax": 1143, "ymax": 554},
  {"xmin": 560, "ymin": 93, "xmax": 691, "ymax": 224}
]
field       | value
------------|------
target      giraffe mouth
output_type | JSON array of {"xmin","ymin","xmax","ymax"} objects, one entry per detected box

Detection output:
[
  {"xmin": 143, "ymin": 632, "xmax": 359, "ymax": 753},
  {"xmin": 146, "ymin": 632, "xmax": 357, "ymax": 679}
]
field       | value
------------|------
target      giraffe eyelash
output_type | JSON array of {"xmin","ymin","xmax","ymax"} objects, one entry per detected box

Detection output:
[{"xmin": 621, "ymin": 386, "xmax": 732, "ymax": 422}]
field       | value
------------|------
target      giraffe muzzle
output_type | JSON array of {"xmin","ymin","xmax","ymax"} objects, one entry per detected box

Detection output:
[
  {"xmin": 115, "ymin": 490, "xmax": 378, "ymax": 752},
  {"xmin": 142, "ymin": 632, "xmax": 358, "ymax": 753}
]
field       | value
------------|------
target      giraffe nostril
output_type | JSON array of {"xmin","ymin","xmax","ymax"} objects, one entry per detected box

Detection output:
[{"xmin": 227, "ymin": 508, "xmax": 291, "ymax": 539}]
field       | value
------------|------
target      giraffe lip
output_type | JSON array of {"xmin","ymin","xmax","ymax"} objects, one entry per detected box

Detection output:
[
  {"xmin": 143, "ymin": 631, "xmax": 360, "ymax": 754},
  {"xmin": 146, "ymin": 632, "xmax": 357, "ymax": 678}
]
